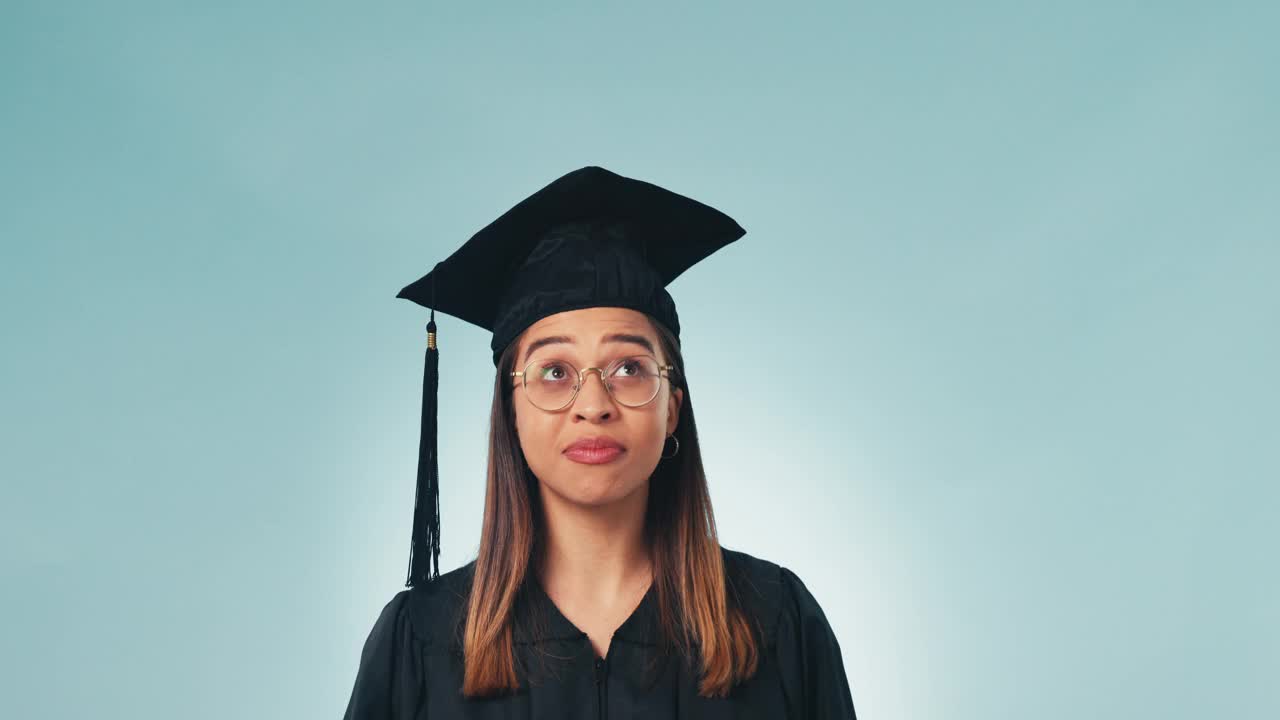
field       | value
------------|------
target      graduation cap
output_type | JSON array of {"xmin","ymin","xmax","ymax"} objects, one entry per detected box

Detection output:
[{"xmin": 394, "ymin": 165, "xmax": 745, "ymax": 587}]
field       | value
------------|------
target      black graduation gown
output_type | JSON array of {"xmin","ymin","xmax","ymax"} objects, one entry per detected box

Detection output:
[{"xmin": 343, "ymin": 547, "xmax": 857, "ymax": 719}]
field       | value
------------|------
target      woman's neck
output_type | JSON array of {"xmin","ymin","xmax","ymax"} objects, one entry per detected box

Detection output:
[{"xmin": 535, "ymin": 482, "xmax": 653, "ymax": 607}]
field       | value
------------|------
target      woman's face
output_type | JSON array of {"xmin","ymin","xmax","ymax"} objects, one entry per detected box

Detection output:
[{"xmin": 511, "ymin": 306, "xmax": 683, "ymax": 509}]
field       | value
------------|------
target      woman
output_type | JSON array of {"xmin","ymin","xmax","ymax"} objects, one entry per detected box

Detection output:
[{"xmin": 343, "ymin": 166, "xmax": 857, "ymax": 719}]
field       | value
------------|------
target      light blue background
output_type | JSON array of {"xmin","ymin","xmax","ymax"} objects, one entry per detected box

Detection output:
[{"xmin": 3, "ymin": 2, "xmax": 1276, "ymax": 718}]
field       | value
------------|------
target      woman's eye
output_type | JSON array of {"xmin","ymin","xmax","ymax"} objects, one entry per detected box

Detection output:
[
  {"xmin": 539, "ymin": 363, "xmax": 571, "ymax": 381},
  {"xmin": 614, "ymin": 360, "xmax": 640, "ymax": 377}
]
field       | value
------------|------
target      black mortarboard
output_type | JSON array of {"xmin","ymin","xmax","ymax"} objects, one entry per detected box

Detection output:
[{"xmin": 394, "ymin": 165, "xmax": 745, "ymax": 586}]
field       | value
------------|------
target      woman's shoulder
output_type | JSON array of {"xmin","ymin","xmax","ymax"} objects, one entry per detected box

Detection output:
[
  {"xmin": 721, "ymin": 545, "xmax": 853, "ymax": 712},
  {"xmin": 720, "ymin": 546, "xmax": 841, "ymax": 651},
  {"xmin": 376, "ymin": 560, "xmax": 477, "ymax": 649},
  {"xmin": 719, "ymin": 545, "xmax": 816, "ymax": 648}
]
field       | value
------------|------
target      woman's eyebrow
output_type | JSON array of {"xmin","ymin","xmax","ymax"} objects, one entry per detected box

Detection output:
[{"xmin": 522, "ymin": 333, "xmax": 655, "ymax": 364}]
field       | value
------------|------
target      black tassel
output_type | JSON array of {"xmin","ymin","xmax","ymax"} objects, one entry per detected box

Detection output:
[{"xmin": 406, "ymin": 309, "xmax": 441, "ymax": 587}]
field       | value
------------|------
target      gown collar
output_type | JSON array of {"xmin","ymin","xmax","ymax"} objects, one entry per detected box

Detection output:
[{"xmin": 513, "ymin": 571, "xmax": 660, "ymax": 646}]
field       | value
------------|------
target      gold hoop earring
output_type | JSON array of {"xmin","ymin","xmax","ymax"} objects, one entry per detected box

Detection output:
[{"xmin": 661, "ymin": 433, "xmax": 680, "ymax": 460}]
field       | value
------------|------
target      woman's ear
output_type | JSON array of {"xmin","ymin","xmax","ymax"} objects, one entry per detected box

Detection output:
[{"xmin": 666, "ymin": 387, "xmax": 683, "ymax": 435}]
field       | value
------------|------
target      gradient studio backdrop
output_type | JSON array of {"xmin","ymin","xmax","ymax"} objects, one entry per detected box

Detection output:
[{"xmin": 3, "ymin": 2, "xmax": 1277, "ymax": 719}]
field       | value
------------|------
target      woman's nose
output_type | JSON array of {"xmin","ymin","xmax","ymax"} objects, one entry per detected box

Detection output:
[{"xmin": 572, "ymin": 369, "xmax": 616, "ymax": 418}]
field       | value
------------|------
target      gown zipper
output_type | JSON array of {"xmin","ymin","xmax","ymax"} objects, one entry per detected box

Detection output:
[{"xmin": 593, "ymin": 656, "xmax": 608, "ymax": 719}]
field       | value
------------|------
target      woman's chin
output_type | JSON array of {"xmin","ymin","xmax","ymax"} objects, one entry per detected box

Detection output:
[{"xmin": 543, "ymin": 473, "xmax": 648, "ymax": 509}]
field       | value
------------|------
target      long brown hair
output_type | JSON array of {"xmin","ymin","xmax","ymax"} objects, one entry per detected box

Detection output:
[{"xmin": 458, "ymin": 314, "xmax": 760, "ymax": 698}]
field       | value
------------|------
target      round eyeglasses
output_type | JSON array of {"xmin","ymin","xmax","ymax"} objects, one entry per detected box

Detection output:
[{"xmin": 511, "ymin": 355, "xmax": 676, "ymax": 411}]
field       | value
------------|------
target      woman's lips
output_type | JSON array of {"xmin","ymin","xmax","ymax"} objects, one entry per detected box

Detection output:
[{"xmin": 563, "ymin": 446, "xmax": 626, "ymax": 465}]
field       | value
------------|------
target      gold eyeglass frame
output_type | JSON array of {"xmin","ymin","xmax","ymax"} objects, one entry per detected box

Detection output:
[{"xmin": 510, "ymin": 354, "xmax": 676, "ymax": 411}]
